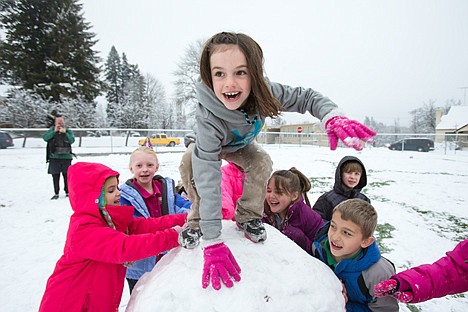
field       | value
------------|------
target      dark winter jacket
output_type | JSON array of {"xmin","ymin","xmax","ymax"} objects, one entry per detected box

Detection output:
[
  {"xmin": 312, "ymin": 156, "xmax": 370, "ymax": 221},
  {"xmin": 43, "ymin": 127, "xmax": 75, "ymax": 161},
  {"xmin": 312, "ymin": 224, "xmax": 398, "ymax": 312},
  {"xmin": 262, "ymin": 196, "xmax": 324, "ymax": 252},
  {"xmin": 39, "ymin": 162, "xmax": 185, "ymax": 312},
  {"xmin": 120, "ymin": 176, "xmax": 191, "ymax": 280}
]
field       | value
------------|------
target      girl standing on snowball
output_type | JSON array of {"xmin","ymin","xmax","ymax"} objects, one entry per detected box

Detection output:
[{"xmin": 178, "ymin": 31, "xmax": 376, "ymax": 291}]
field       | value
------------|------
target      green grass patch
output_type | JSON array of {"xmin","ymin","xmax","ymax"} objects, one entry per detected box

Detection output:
[
  {"xmin": 406, "ymin": 304, "xmax": 422, "ymax": 312},
  {"xmin": 309, "ymin": 177, "xmax": 333, "ymax": 191},
  {"xmin": 375, "ymin": 223, "xmax": 395, "ymax": 253},
  {"xmin": 368, "ymin": 180, "xmax": 394, "ymax": 188}
]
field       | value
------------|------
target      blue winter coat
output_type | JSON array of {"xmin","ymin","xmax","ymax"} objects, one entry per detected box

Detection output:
[
  {"xmin": 312, "ymin": 223, "xmax": 398, "ymax": 312},
  {"xmin": 120, "ymin": 178, "xmax": 191, "ymax": 280}
]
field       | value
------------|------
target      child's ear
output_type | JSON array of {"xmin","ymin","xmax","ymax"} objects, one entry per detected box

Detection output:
[
  {"xmin": 360, "ymin": 236, "xmax": 374, "ymax": 249},
  {"xmin": 291, "ymin": 191, "xmax": 300, "ymax": 202}
]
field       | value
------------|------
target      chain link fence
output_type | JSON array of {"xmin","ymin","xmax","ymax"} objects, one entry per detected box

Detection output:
[{"xmin": 1, "ymin": 128, "xmax": 466, "ymax": 155}]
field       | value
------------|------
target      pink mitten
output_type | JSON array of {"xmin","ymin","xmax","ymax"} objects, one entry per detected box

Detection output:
[
  {"xmin": 202, "ymin": 242, "xmax": 241, "ymax": 290},
  {"xmin": 326, "ymin": 116, "xmax": 376, "ymax": 151},
  {"xmin": 373, "ymin": 278, "xmax": 399, "ymax": 297},
  {"xmin": 373, "ymin": 278, "xmax": 414, "ymax": 303}
]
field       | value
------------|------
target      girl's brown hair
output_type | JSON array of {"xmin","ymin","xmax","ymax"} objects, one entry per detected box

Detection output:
[
  {"xmin": 269, "ymin": 167, "xmax": 312, "ymax": 206},
  {"xmin": 199, "ymin": 32, "xmax": 282, "ymax": 118}
]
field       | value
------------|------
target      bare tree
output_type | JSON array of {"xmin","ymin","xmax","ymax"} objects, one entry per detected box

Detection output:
[
  {"xmin": 172, "ymin": 39, "xmax": 205, "ymax": 129},
  {"xmin": 409, "ymin": 99, "xmax": 437, "ymax": 133},
  {"xmin": 146, "ymin": 73, "xmax": 170, "ymax": 130}
]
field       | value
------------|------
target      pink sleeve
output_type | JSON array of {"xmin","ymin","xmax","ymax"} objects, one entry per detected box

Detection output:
[
  {"xmin": 128, "ymin": 213, "xmax": 186, "ymax": 234},
  {"xmin": 70, "ymin": 221, "xmax": 180, "ymax": 264},
  {"xmin": 394, "ymin": 239, "xmax": 468, "ymax": 303}
]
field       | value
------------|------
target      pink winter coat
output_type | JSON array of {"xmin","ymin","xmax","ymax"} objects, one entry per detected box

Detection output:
[
  {"xmin": 39, "ymin": 162, "xmax": 185, "ymax": 312},
  {"xmin": 393, "ymin": 238, "xmax": 468, "ymax": 303},
  {"xmin": 221, "ymin": 162, "xmax": 245, "ymax": 221}
]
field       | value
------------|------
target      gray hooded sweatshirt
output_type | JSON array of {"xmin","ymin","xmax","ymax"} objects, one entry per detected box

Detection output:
[{"xmin": 193, "ymin": 80, "xmax": 340, "ymax": 240}]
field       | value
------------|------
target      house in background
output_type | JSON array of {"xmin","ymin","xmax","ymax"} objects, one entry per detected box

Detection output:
[
  {"xmin": 435, "ymin": 106, "xmax": 468, "ymax": 149},
  {"xmin": 260, "ymin": 122, "xmax": 329, "ymax": 146}
]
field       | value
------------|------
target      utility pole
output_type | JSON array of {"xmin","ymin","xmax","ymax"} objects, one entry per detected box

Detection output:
[{"xmin": 457, "ymin": 87, "xmax": 468, "ymax": 106}]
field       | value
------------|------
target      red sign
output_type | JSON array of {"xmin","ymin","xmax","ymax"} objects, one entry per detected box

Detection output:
[{"xmin": 297, "ymin": 126, "xmax": 303, "ymax": 133}]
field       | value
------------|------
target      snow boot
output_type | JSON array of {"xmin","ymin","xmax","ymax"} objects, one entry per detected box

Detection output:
[
  {"xmin": 179, "ymin": 227, "xmax": 202, "ymax": 249},
  {"xmin": 237, "ymin": 219, "xmax": 267, "ymax": 243}
]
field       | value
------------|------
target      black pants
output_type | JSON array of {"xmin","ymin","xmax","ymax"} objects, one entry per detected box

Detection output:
[
  {"xmin": 52, "ymin": 172, "xmax": 68, "ymax": 195},
  {"xmin": 48, "ymin": 158, "xmax": 72, "ymax": 195}
]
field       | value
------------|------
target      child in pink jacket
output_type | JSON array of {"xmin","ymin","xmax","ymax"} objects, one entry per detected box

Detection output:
[
  {"xmin": 39, "ymin": 162, "xmax": 186, "ymax": 312},
  {"xmin": 374, "ymin": 238, "xmax": 468, "ymax": 303},
  {"xmin": 221, "ymin": 162, "xmax": 245, "ymax": 221}
]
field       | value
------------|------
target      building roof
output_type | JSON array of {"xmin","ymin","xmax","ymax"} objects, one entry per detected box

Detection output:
[{"xmin": 436, "ymin": 106, "xmax": 468, "ymax": 131}]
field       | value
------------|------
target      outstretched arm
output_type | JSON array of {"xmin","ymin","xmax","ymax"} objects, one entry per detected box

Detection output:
[
  {"xmin": 270, "ymin": 81, "xmax": 376, "ymax": 151},
  {"xmin": 374, "ymin": 239, "xmax": 468, "ymax": 303}
]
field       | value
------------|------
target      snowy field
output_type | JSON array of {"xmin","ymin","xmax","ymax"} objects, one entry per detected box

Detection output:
[{"xmin": 0, "ymin": 137, "xmax": 467, "ymax": 311}]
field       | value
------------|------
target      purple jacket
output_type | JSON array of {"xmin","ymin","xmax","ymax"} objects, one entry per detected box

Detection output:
[
  {"xmin": 393, "ymin": 238, "xmax": 468, "ymax": 303},
  {"xmin": 263, "ymin": 197, "xmax": 324, "ymax": 252}
]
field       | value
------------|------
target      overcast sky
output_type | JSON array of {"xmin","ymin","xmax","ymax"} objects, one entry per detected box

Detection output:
[{"xmin": 79, "ymin": 0, "xmax": 468, "ymax": 126}]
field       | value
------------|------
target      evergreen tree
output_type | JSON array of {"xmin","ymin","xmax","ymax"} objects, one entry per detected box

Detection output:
[
  {"xmin": 0, "ymin": 0, "xmax": 101, "ymax": 102},
  {"xmin": 104, "ymin": 48, "xmax": 148, "ymax": 127},
  {"xmin": 117, "ymin": 72, "xmax": 150, "ymax": 129},
  {"xmin": 104, "ymin": 46, "xmax": 122, "ymax": 123}
]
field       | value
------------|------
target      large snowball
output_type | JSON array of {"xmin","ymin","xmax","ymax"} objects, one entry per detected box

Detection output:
[{"xmin": 126, "ymin": 221, "xmax": 344, "ymax": 312}]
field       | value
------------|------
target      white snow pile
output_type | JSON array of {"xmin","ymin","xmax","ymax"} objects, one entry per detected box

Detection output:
[{"xmin": 126, "ymin": 221, "xmax": 344, "ymax": 312}]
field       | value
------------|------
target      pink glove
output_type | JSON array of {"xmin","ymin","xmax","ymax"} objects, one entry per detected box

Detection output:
[
  {"xmin": 326, "ymin": 116, "xmax": 376, "ymax": 151},
  {"xmin": 373, "ymin": 278, "xmax": 414, "ymax": 303},
  {"xmin": 202, "ymin": 242, "xmax": 241, "ymax": 290}
]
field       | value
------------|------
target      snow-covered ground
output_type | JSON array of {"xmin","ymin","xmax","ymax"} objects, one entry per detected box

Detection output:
[{"xmin": 0, "ymin": 137, "xmax": 467, "ymax": 311}]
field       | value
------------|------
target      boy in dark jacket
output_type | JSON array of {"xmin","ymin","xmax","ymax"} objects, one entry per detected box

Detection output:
[
  {"xmin": 311, "ymin": 199, "xmax": 398, "ymax": 311},
  {"xmin": 313, "ymin": 156, "xmax": 370, "ymax": 221}
]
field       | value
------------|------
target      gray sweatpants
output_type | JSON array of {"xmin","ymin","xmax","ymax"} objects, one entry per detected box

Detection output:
[{"xmin": 179, "ymin": 141, "xmax": 273, "ymax": 230}]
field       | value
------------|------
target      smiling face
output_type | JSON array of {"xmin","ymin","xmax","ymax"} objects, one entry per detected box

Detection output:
[
  {"xmin": 342, "ymin": 170, "xmax": 362, "ymax": 189},
  {"xmin": 265, "ymin": 177, "xmax": 299, "ymax": 219},
  {"xmin": 130, "ymin": 151, "xmax": 159, "ymax": 188},
  {"xmin": 104, "ymin": 176, "xmax": 121, "ymax": 206},
  {"xmin": 210, "ymin": 45, "xmax": 251, "ymax": 110},
  {"xmin": 327, "ymin": 211, "xmax": 374, "ymax": 262}
]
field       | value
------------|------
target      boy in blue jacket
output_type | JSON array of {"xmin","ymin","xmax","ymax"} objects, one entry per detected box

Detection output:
[
  {"xmin": 120, "ymin": 147, "xmax": 191, "ymax": 293},
  {"xmin": 311, "ymin": 199, "xmax": 398, "ymax": 311}
]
